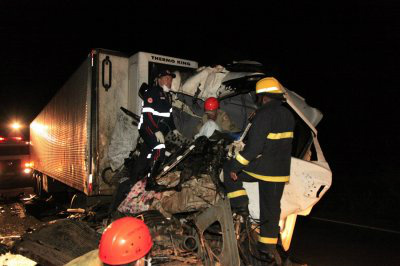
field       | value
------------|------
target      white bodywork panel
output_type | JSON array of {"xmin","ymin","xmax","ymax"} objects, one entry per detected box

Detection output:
[
  {"xmin": 176, "ymin": 66, "xmax": 228, "ymax": 98},
  {"xmin": 244, "ymin": 154, "xmax": 332, "ymax": 220}
]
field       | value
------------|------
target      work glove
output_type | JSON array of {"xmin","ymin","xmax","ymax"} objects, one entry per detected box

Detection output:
[
  {"xmin": 228, "ymin": 140, "xmax": 245, "ymax": 158},
  {"xmin": 173, "ymin": 129, "xmax": 182, "ymax": 137},
  {"xmin": 155, "ymin": 131, "xmax": 165, "ymax": 144}
]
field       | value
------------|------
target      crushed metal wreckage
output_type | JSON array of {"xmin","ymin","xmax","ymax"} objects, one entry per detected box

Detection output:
[
  {"xmin": 101, "ymin": 63, "xmax": 331, "ymax": 265},
  {"xmin": 113, "ymin": 133, "xmax": 242, "ymax": 265}
]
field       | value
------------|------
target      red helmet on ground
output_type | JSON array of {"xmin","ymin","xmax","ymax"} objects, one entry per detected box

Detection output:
[
  {"xmin": 204, "ymin": 97, "xmax": 219, "ymax": 112},
  {"xmin": 99, "ymin": 217, "xmax": 153, "ymax": 265}
]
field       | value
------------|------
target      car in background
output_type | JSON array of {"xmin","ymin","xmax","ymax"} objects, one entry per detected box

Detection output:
[{"xmin": 0, "ymin": 136, "xmax": 33, "ymax": 189}]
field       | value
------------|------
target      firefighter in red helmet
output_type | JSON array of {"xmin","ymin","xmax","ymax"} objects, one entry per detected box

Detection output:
[{"xmin": 65, "ymin": 217, "xmax": 153, "ymax": 266}]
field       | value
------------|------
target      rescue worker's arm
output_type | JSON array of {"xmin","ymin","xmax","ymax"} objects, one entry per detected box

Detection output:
[
  {"xmin": 230, "ymin": 112, "xmax": 268, "ymax": 173},
  {"xmin": 142, "ymin": 89, "xmax": 159, "ymax": 134}
]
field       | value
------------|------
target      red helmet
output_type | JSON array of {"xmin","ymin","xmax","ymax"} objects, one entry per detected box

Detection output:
[
  {"xmin": 99, "ymin": 217, "xmax": 153, "ymax": 265},
  {"xmin": 204, "ymin": 97, "xmax": 219, "ymax": 111}
]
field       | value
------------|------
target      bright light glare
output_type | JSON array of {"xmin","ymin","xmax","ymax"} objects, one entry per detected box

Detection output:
[
  {"xmin": 23, "ymin": 168, "xmax": 32, "ymax": 174},
  {"xmin": 11, "ymin": 122, "xmax": 22, "ymax": 130}
]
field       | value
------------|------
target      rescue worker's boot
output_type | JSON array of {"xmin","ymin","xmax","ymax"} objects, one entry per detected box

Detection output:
[
  {"xmin": 231, "ymin": 198, "xmax": 250, "ymax": 218},
  {"xmin": 145, "ymin": 160, "xmax": 167, "ymax": 192},
  {"xmin": 258, "ymin": 244, "xmax": 283, "ymax": 266}
]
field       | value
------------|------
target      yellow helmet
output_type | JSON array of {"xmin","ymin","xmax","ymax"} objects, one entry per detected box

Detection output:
[{"xmin": 255, "ymin": 77, "xmax": 283, "ymax": 94}]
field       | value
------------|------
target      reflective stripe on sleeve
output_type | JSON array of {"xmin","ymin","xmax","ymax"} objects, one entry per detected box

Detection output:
[
  {"xmin": 227, "ymin": 190, "xmax": 247, "ymax": 199},
  {"xmin": 138, "ymin": 115, "xmax": 144, "ymax": 129},
  {"xmin": 142, "ymin": 107, "xmax": 171, "ymax": 117},
  {"xmin": 243, "ymin": 171, "xmax": 289, "ymax": 182},
  {"xmin": 235, "ymin": 153, "xmax": 249, "ymax": 166},
  {"xmin": 258, "ymin": 236, "xmax": 278, "ymax": 244},
  {"xmin": 267, "ymin": 132, "xmax": 294, "ymax": 139},
  {"xmin": 153, "ymin": 144, "xmax": 166, "ymax": 150}
]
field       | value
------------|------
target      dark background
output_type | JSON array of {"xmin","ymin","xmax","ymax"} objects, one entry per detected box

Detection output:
[{"xmin": 0, "ymin": 1, "xmax": 399, "ymax": 229}]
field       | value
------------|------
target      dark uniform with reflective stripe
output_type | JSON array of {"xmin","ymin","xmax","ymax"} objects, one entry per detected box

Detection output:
[
  {"xmin": 139, "ymin": 85, "xmax": 175, "ymax": 135},
  {"xmin": 109, "ymin": 85, "xmax": 176, "ymax": 212},
  {"xmin": 136, "ymin": 84, "xmax": 175, "ymax": 175},
  {"xmin": 223, "ymin": 99, "xmax": 294, "ymax": 249}
]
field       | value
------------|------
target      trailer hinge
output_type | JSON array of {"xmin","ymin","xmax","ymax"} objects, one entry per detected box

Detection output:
[{"xmin": 102, "ymin": 56, "xmax": 112, "ymax": 91}]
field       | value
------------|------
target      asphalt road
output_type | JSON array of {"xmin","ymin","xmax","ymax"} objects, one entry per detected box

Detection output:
[
  {"xmin": 289, "ymin": 215, "xmax": 400, "ymax": 266},
  {"xmin": 1, "ymin": 179, "xmax": 399, "ymax": 266}
]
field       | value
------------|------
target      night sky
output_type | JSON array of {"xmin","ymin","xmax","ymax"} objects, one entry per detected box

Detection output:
[{"xmin": 1, "ymin": 1, "xmax": 399, "ymax": 227}]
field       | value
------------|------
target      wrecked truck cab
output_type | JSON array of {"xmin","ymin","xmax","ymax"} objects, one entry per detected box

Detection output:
[
  {"xmin": 108, "ymin": 59, "xmax": 331, "ymax": 262},
  {"xmin": 165, "ymin": 62, "xmax": 332, "ymax": 251}
]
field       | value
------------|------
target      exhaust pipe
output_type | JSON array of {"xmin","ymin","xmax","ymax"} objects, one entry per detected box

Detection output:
[{"xmin": 180, "ymin": 236, "xmax": 198, "ymax": 251}]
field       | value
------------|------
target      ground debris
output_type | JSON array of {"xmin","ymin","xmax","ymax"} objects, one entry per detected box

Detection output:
[
  {"xmin": 0, "ymin": 202, "xmax": 42, "ymax": 248},
  {"xmin": 12, "ymin": 219, "xmax": 100, "ymax": 266},
  {"xmin": 10, "ymin": 203, "xmax": 26, "ymax": 218},
  {"xmin": 168, "ymin": 255, "xmax": 201, "ymax": 264},
  {"xmin": 66, "ymin": 208, "xmax": 85, "ymax": 213}
]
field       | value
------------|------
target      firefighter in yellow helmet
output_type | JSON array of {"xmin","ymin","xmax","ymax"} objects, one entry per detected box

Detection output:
[{"xmin": 223, "ymin": 77, "xmax": 295, "ymax": 265}]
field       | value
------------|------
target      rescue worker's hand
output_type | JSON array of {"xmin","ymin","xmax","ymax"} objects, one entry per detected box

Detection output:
[
  {"xmin": 155, "ymin": 131, "xmax": 165, "ymax": 144},
  {"xmin": 230, "ymin": 171, "xmax": 238, "ymax": 181},
  {"xmin": 173, "ymin": 129, "xmax": 182, "ymax": 137}
]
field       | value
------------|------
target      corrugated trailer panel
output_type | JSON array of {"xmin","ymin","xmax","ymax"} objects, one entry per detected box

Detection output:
[{"xmin": 30, "ymin": 59, "xmax": 90, "ymax": 193}]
